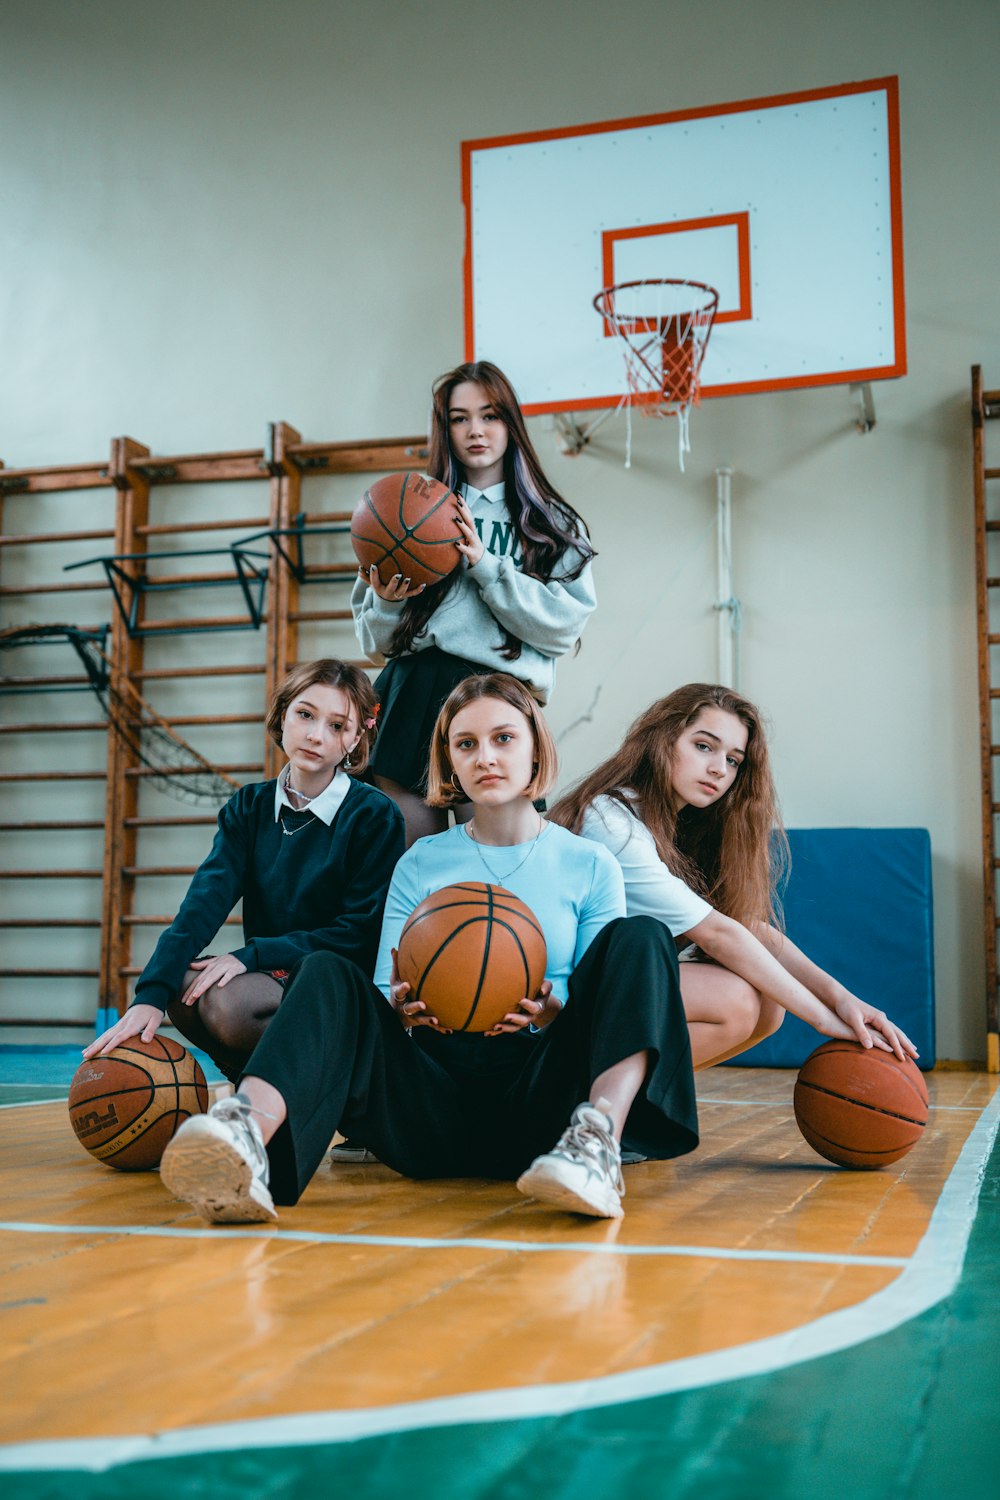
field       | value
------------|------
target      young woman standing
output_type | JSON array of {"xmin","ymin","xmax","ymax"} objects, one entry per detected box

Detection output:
[{"xmin": 352, "ymin": 361, "xmax": 595, "ymax": 842}]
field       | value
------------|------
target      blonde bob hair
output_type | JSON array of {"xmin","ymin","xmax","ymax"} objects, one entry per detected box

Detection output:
[
  {"xmin": 264, "ymin": 658, "xmax": 379, "ymax": 775},
  {"xmin": 426, "ymin": 673, "xmax": 558, "ymax": 808}
]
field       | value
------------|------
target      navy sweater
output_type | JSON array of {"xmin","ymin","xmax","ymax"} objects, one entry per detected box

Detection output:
[{"xmin": 132, "ymin": 777, "xmax": 405, "ymax": 1012}]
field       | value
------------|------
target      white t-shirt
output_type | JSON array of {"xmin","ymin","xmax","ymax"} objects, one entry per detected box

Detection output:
[{"xmin": 579, "ymin": 794, "xmax": 713, "ymax": 937}]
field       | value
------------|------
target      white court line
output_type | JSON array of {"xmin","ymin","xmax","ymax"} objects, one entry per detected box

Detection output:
[
  {"xmin": 0, "ymin": 1096, "xmax": 69, "ymax": 1111},
  {"xmin": 0, "ymin": 1220, "xmax": 909, "ymax": 1270},
  {"xmin": 696, "ymin": 1096, "xmax": 983, "ymax": 1112},
  {"xmin": 1, "ymin": 1088, "xmax": 997, "ymax": 1474}
]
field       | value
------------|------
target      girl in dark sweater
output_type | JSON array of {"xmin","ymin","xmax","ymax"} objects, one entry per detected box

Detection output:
[{"xmin": 83, "ymin": 660, "xmax": 405, "ymax": 1080}]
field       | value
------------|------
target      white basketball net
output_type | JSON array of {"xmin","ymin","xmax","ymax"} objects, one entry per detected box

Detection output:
[{"xmin": 593, "ymin": 279, "xmax": 719, "ymax": 471}]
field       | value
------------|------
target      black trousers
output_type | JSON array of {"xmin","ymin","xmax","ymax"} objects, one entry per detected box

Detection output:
[{"xmin": 244, "ymin": 915, "xmax": 698, "ymax": 1205}]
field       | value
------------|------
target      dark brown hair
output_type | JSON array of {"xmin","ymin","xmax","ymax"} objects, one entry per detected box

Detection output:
[
  {"xmin": 264, "ymin": 658, "xmax": 379, "ymax": 775},
  {"xmin": 425, "ymin": 673, "xmax": 558, "ymax": 807},
  {"xmin": 549, "ymin": 683, "xmax": 787, "ymax": 928},
  {"xmin": 387, "ymin": 361, "xmax": 595, "ymax": 659}
]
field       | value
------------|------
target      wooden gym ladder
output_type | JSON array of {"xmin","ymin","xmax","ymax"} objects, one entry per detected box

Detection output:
[
  {"xmin": 973, "ymin": 365, "xmax": 1000, "ymax": 1073},
  {"xmin": 0, "ymin": 427, "xmax": 427, "ymax": 1037}
]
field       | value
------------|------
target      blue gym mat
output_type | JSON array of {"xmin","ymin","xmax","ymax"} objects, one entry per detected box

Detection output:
[{"xmin": 726, "ymin": 827, "xmax": 935, "ymax": 1069}]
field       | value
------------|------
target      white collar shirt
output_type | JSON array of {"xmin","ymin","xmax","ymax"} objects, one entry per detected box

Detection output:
[{"xmin": 273, "ymin": 765, "xmax": 351, "ymax": 827}]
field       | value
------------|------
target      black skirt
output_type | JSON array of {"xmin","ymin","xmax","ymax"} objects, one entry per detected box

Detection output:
[{"xmin": 368, "ymin": 647, "xmax": 495, "ymax": 794}]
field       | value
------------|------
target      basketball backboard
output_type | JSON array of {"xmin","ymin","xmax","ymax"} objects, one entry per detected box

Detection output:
[{"xmin": 462, "ymin": 78, "xmax": 906, "ymax": 415}]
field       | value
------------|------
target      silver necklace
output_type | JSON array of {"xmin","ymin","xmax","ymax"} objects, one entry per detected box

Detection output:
[
  {"xmin": 279, "ymin": 812, "xmax": 315, "ymax": 838},
  {"xmin": 465, "ymin": 814, "xmax": 545, "ymax": 884}
]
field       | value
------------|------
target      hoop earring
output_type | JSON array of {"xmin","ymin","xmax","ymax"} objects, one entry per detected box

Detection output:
[{"xmin": 450, "ymin": 773, "xmax": 463, "ymax": 796}]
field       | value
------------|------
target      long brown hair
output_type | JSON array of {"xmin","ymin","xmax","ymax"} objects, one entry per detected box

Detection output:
[
  {"xmin": 387, "ymin": 361, "xmax": 594, "ymax": 659},
  {"xmin": 549, "ymin": 684, "xmax": 787, "ymax": 928}
]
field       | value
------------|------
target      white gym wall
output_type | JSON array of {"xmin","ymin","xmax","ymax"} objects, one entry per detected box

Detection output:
[{"xmin": 0, "ymin": 0, "xmax": 997, "ymax": 1061}]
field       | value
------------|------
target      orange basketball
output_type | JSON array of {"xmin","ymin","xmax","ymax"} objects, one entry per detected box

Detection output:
[
  {"xmin": 351, "ymin": 471, "xmax": 461, "ymax": 588},
  {"xmin": 68, "ymin": 1035, "xmax": 209, "ymax": 1171},
  {"xmin": 793, "ymin": 1039, "xmax": 928, "ymax": 1170},
  {"xmin": 396, "ymin": 882, "xmax": 547, "ymax": 1032}
]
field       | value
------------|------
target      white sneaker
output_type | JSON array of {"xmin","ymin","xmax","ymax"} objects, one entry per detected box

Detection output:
[
  {"xmin": 516, "ymin": 1102, "xmax": 625, "ymax": 1219},
  {"xmin": 160, "ymin": 1093, "xmax": 277, "ymax": 1223},
  {"xmin": 328, "ymin": 1140, "xmax": 380, "ymax": 1164}
]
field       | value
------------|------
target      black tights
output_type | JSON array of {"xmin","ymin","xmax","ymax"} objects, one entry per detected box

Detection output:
[{"xmin": 168, "ymin": 968, "xmax": 284, "ymax": 1082}]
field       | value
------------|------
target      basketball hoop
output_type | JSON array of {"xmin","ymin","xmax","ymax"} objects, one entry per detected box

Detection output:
[{"xmin": 593, "ymin": 278, "xmax": 719, "ymax": 470}]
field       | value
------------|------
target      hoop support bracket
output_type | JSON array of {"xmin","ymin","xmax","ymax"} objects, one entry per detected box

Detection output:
[
  {"xmin": 851, "ymin": 381, "xmax": 876, "ymax": 434},
  {"xmin": 553, "ymin": 409, "xmax": 616, "ymax": 457}
]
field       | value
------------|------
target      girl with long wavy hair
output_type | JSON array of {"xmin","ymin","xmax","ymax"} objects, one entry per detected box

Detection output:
[
  {"xmin": 550, "ymin": 683, "xmax": 917, "ymax": 1072},
  {"xmin": 351, "ymin": 360, "xmax": 595, "ymax": 843}
]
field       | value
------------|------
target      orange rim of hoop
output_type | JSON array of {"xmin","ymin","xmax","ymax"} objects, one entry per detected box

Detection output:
[{"xmin": 593, "ymin": 278, "xmax": 720, "ymax": 410}]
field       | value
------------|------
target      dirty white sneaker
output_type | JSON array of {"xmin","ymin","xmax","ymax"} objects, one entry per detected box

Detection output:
[
  {"xmin": 516, "ymin": 1101, "xmax": 625, "ymax": 1219},
  {"xmin": 160, "ymin": 1093, "xmax": 277, "ymax": 1223}
]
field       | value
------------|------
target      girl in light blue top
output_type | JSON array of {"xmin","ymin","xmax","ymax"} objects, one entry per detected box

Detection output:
[{"xmin": 159, "ymin": 674, "xmax": 698, "ymax": 1226}]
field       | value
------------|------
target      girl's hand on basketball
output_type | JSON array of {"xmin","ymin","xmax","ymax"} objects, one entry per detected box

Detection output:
[
  {"xmin": 180, "ymin": 954, "xmax": 248, "ymax": 1006},
  {"xmin": 454, "ymin": 498, "xmax": 485, "ymax": 567},
  {"xmin": 831, "ymin": 995, "xmax": 918, "ymax": 1062},
  {"xmin": 360, "ymin": 564, "xmax": 426, "ymax": 602},
  {"xmin": 389, "ymin": 948, "xmax": 452, "ymax": 1034},
  {"xmin": 485, "ymin": 981, "xmax": 559, "ymax": 1037},
  {"xmin": 81, "ymin": 1003, "xmax": 164, "ymax": 1059}
]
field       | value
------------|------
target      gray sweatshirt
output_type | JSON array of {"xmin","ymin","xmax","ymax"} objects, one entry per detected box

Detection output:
[{"xmin": 350, "ymin": 483, "xmax": 596, "ymax": 704}]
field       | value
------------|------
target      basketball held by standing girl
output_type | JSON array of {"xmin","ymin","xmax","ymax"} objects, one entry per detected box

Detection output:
[{"xmin": 352, "ymin": 360, "xmax": 596, "ymax": 842}]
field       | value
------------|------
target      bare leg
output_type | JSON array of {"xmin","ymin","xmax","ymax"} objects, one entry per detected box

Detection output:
[
  {"xmin": 236, "ymin": 1076, "xmax": 287, "ymax": 1143},
  {"xmin": 590, "ymin": 1050, "xmax": 649, "ymax": 1139},
  {"xmin": 680, "ymin": 964, "xmax": 783, "ymax": 1070}
]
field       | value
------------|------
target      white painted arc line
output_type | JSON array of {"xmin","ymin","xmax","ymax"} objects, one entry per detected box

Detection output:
[
  {"xmin": 1, "ymin": 1089, "xmax": 996, "ymax": 1473},
  {"xmin": 0, "ymin": 1221, "xmax": 909, "ymax": 1269}
]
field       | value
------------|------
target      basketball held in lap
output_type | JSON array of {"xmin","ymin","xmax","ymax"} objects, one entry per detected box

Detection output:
[{"xmin": 396, "ymin": 882, "xmax": 547, "ymax": 1032}]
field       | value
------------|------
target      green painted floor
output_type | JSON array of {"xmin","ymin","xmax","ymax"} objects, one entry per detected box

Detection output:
[{"xmin": 5, "ymin": 1127, "xmax": 999, "ymax": 1500}]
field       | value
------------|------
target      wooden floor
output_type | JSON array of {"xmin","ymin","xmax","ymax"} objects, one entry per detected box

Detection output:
[{"xmin": 1, "ymin": 1067, "xmax": 997, "ymax": 1454}]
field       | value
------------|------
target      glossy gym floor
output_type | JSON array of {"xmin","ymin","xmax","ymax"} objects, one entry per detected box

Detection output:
[{"xmin": 1, "ymin": 1059, "xmax": 997, "ymax": 1499}]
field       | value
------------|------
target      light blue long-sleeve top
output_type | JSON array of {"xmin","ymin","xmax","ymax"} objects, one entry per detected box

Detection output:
[{"xmin": 374, "ymin": 820, "xmax": 625, "ymax": 1003}]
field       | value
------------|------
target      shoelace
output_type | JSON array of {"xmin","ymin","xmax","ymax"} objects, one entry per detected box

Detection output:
[
  {"xmin": 211, "ymin": 1095, "xmax": 270, "ymax": 1183},
  {"xmin": 560, "ymin": 1109, "xmax": 625, "ymax": 1195}
]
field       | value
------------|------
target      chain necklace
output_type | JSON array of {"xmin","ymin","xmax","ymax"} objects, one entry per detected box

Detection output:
[
  {"xmin": 279, "ymin": 812, "xmax": 316, "ymax": 839},
  {"xmin": 464, "ymin": 814, "xmax": 546, "ymax": 885}
]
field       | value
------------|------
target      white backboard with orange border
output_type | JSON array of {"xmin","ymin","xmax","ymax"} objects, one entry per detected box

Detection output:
[{"xmin": 462, "ymin": 78, "xmax": 906, "ymax": 415}]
